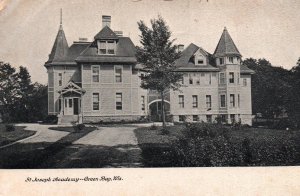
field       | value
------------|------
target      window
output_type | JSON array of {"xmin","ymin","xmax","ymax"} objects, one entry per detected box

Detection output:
[
  {"xmin": 179, "ymin": 95, "xmax": 184, "ymax": 108},
  {"xmin": 229, "ymin": 57, "xmax": 234, "ymax": 63},
  {"xmin": 141, "ymin": 96, "xmax": 145, "ymax": 111},
  {"xmin": 206, "ymin": 115, "xmax": 212, "ymax": 123},
  {"xmin": 115, "ymin": 66, "xmax": 122, "ymax": 83},
  {"xmin": 230, "ymin": 114, "xmax": 235, "ymax": 123},
  {"xmin": 92, "ymin": 65, "xmax": 100, "ymax": 83},
  {"xmin": 221, "ymin": 114, "xmax": 227, "ymax": 123},
  {"xmin": 98, "ymin": 40, "xmax": 115, "ymax": 54},
  {"xmin": 192, "ymin": 95, "xmax": 198, "ymax": 108},
  {"xmin": 220, "ymin": 95, "xmax": 226, "ymax": 108},
  {"xmin": 238, "ymin": 94, "xmax": 240, "ymax": 108},
  {"xmin": 237, "ymin": 73, "xmax": 240, "ymax": 84},
  {"xmin": 230, "ymin": 94, "xmax": 235, "ymax": 107},
  {"xmin": 229, "ymin": 72, "xmax": 234, "ymax": 83},
  {"xmin": 206, "ymin": 95, "xmax": 212, "ymax": 109},
  {"xmin": 93, "ymin": 93, "xmax": 100, "ymax": 110},
  {"xmin": 58, "ymin": 73, "xmax": 62, "ymax": 86},
  {"xmin": 116, "ymin": 93, "xmax": 122, "ymax": 110},
  {"xmin": 196, "ymin": 78, "xmax": 200, "ymax": 85},
  {"xmin": 69, "ymin": 99, "xmax": 72, "ymax": 108},
  {"xmin": 209, "ymin": 73, "xmax": 212, "ymax": 85},
  {"xmin": 179, "ymin": 115, "xmax": 185, "ymax": 122},
  {"xmin": 219, "ymin": 73, "xmax": 225, "ymax": 84},
  {"xmin": 197, "ymin": 59, "xmax": 204, "ymax": 64},
  {"xmin": 58, "ymin": 99, "xmax": 62, "ymax": 112},
  {"xmin": 219, "ymin": 58, "xmax": 224, "ymax": 65},
  {"xmin": 107, "ymin": 41, "xmax": 115, "ymax": 54},
  {"xmin": 189, "ymin": 74, "xmax": 193, "ymax": 85},
  {"xmin": 243, "ymin": 78, "xmax": 247, "ymax": 86},
  {"xmin": 193, "ymin": 115, "xmax": 198, "ymax": 122}
]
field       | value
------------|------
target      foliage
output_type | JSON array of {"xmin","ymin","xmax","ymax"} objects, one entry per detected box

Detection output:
[
  {"xmin": 243, "ymin": 58, "xmax": 293, "ymax": 120},
  {"xmin": 150, "ymin": 124, "xmax": 158, "ymax": 130},
  {"xmin": 172, "ymin": 123, "xmax": 299, "ymax": 166},
  {"xmin": 136, "ymin": 16, "xmax": 182, "ymax": 127},
  {"xmin": 75, "ymin": 124, "xmax": 86, "ymax": 132},
  {"xmin": 5, "ymin": 124, "xmax": 15, "ymax": 132},
  {"xmin": 0, "ymin": 62, "xmax": 48, "ymax": 123}
]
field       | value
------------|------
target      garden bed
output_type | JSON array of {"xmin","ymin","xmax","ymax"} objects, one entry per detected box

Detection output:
[{"xmin": 0, "ymin": 124, "xmax": 36, "ymax": 146}]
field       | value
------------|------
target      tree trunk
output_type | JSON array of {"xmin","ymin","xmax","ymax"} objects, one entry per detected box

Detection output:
[{"xmin": 161, "ymin": 91, "xmax": 166, "ymax": 128}]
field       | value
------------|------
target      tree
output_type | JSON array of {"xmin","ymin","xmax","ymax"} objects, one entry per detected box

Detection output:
[
  {"xmin": 243, "ymin": 58, "xmax": 292, "ymax": 119},
  {"xmin": 287, "ymin": 58, "xmax": 300, "ymax": 127},
  {"xmin": 0, "ymin": 62, "xmax": 19, "ymax": 122},
  {"xmin": 136, "ymin": 16, "xmax": 182, "ymax": 127}
]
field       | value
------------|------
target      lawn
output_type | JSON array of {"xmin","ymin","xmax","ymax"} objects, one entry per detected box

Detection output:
[
  {"xmin": 134, "ymin": 124, "xmax": 300, "ymax": 167},
  {"xmin": 0, "ymin": 124, "xmax": 36, "ymax": 146}
]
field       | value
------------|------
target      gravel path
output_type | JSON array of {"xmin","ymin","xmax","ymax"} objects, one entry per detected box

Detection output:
[
  {"xmin": 18, "ymin": 124, "xmax": 69, "ymax": 143},
  {"xmin": 73, "ymin": 126, "xmax": 138, "ymax": 146}
]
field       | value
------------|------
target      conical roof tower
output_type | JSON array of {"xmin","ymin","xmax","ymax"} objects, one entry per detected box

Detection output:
[
  {"xmin": 214, "ymin": 27, "xmax": 241, "ymax": 58},
  {"xmin": 47, "ymin": 9, "xmax": 69, "ymax": 63}
]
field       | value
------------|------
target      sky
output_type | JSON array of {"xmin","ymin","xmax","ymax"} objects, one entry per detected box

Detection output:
[{"xmin": 0, "ymin": 0, "xmax": 300, "ymax": 84}]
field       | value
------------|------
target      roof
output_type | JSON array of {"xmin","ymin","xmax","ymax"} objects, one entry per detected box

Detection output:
[
  {"xmin": 214, "ymin": 27, "xmax": 241, "ymax": 57},
  {"xmin": 47, "ymin": 25, "xmax": 69, "ymax": 64},
  {"xmin": 240, "ymin": 64, "xmax": 255, "ymax": 74},
  {"xmin": 174, "ymin": 43, "xmax": 219, "ymax": 72},
  {"xmin": 76, "ymin": 37, "xmax": 137, "ymax": 63},
  {"xmin": 45, "ymin": 42, "xmax": 90, "ymax": 67},
  {"xmin": 94, "ymin": 26, "xmax": 118, "ymax": 40}
]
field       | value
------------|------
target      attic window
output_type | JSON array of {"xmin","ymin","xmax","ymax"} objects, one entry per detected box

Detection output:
[
  {"xmin": 98, "ymin": 40, "xmax": 116, "ymax": 55},
  {"xmin": 195, "ymin": 55, "xmax": 205, "ymax": 66}
]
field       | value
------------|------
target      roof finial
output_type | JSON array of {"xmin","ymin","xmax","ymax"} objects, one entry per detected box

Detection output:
[
  {"xmin": 59, "ymin": 8, "xmax": 63, "ymax": 29},
  {"xmin": 224, "ymin": 26, "xmax": 227, "ymax": 31}
]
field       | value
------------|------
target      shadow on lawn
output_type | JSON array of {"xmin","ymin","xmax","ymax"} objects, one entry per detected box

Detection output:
[{"xmin": 0, "ymin": 128, "xmax": 96, "ymax": 169}]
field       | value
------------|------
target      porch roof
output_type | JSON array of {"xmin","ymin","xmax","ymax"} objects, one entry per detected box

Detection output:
[{"xmin": 58, "ymin": 81, "xmax": 85, "ymax": 95}]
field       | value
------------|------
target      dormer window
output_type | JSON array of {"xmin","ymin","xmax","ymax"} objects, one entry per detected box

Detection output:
[
  {"xmin": 195, "ymin": 54, "xmax": 206, "ymax": 66},
  {"xmin": 219, "ymin": 58, "xmax": 224, "ymax": 65},
  {"xmin": 229, "ymin": 57, "xmax": 234, "ymax": 63},
  {"xmin": 98, "ymin": 40, "xmax": 116, "ymax": 55}
]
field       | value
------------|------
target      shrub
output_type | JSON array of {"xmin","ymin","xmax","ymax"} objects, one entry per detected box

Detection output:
[
  {"xmin": 74, "ymin": 123, "xmax": 85, "ymax": 132},
  {"xmin": 150, "ymin": 124, "xmax": 157, "ymax": 130},
  {"xmin": 5, "ymin": 124, "xmax": 15, "ymax": 132},
  {"xmin": 161, "ymin": 128, "xmax": 170, "ymax": 135},
  {"xmin": 171, "ymin": 123, "xmax": 298, "ymax": 166}
]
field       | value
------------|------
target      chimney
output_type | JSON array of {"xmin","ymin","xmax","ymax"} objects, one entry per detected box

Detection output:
[
  {"xmin": 178, "ymin": 44, "xmax": 184, "ymax": 52},
  {"xmin": 102, "ymin": 15, "xmax": 111, "ymax": 28},
  {"xmin": 78, "ymin": 37, "xmax": 88, "ymax": 42},
  {"xmin": 114, "ymin": 31, "xmax": 123, "ymax": 37}
]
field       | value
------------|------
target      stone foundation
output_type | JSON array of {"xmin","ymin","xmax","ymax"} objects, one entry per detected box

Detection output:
[{"xmin": 83, "ymin": 115, "xmax": 145, "ymax": 123}]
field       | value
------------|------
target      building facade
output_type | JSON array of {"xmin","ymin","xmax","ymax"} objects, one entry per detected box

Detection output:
[{"xmin": 45, "ymin": 16, "xmax": 253, "ymax": 125}]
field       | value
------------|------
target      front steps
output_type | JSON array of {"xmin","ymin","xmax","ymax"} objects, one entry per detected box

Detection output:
[{"xmin": 58, "ymin": 115, "xmax": 79, "ymax": 125}]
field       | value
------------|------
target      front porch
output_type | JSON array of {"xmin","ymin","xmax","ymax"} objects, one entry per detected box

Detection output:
[{"xmin": 57, "ymin": 81, "xmax": 85, "ymax": 124}]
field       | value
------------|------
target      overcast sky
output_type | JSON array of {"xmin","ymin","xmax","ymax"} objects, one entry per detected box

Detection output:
[{"xmin": 0, "ymin": 0, "xmax": 300, "ymax": 84}]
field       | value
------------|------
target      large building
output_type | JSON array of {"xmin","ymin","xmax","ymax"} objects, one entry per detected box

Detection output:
[{"xmin": 45, "ymin": 15, "xmax": 254, "ymax": 125}]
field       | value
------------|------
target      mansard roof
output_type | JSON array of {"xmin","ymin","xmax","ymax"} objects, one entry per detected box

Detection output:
[
  {"xmin": 175, "ymin": 43, "xmax": 219, "ymax": 72},
  {"xmin": 94, "ymin": 26, "xmax": 118, "ymax": 40},
  {"xmin": 214, "ymin": 27, "xmax": 241, "ymax": 58},
  {"xmin": 46, "ymin": 25, "xmax": 69, "ymax": 64},
  {"xmin": 76, "ymin": 37, "xmax": 136, "ymax": 63}
]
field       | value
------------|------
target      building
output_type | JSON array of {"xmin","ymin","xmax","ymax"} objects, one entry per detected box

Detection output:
[
  {"xmin": 45, "ymin": 15, "xmax": 147, "ymax": 124},
  {"xmin": 169, "ymin": 27, "xmax": 254, "ymax": 125},
  {"xmin": 45, "ymin": 15, "xmax": 253, "ymax": 125}
]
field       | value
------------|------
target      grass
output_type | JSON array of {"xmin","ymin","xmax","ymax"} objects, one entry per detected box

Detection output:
[{"xmin": 0, "ymin": 124, "xmax": 36, "ymax": 146}]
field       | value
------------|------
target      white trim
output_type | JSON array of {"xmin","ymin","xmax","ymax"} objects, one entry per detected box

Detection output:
[
  {"xmin": 220, "ymin": 94, "xmax": 226, "ymax": 108},
  {"xmin": 91, "ymin": 65, "xmax": 100, "ymax": 84},
  {"xmin": 92, "ymin": 92, "xmax": 100, "ymax": 111},
  {"xmin": 114, "ymin": 65, "xmax": 123, "ymax": 84}
]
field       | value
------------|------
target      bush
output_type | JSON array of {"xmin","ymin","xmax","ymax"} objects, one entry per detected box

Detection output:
[
  {"xmin": 74, "ymin": 124, "xmax": 85, "ymax": 132},
  {"xmin": 150, "ymin": 124, "xmax": 157, "ymax": 130},
  {"xmin": 5, "ymin": 124, "xmax": 15, "ymax": 132},
  {"xmin": 171, "ymin": 122, "xmax": 298, "ymax": 166},
  {"xmin": 160, "ymin": 128, "xmax": 170, "ymax": 135}
]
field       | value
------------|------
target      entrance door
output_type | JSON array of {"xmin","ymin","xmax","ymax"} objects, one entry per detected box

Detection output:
[{"xmin": 64, "ymin": 98, "xmax": 74, "ymax": 115}]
